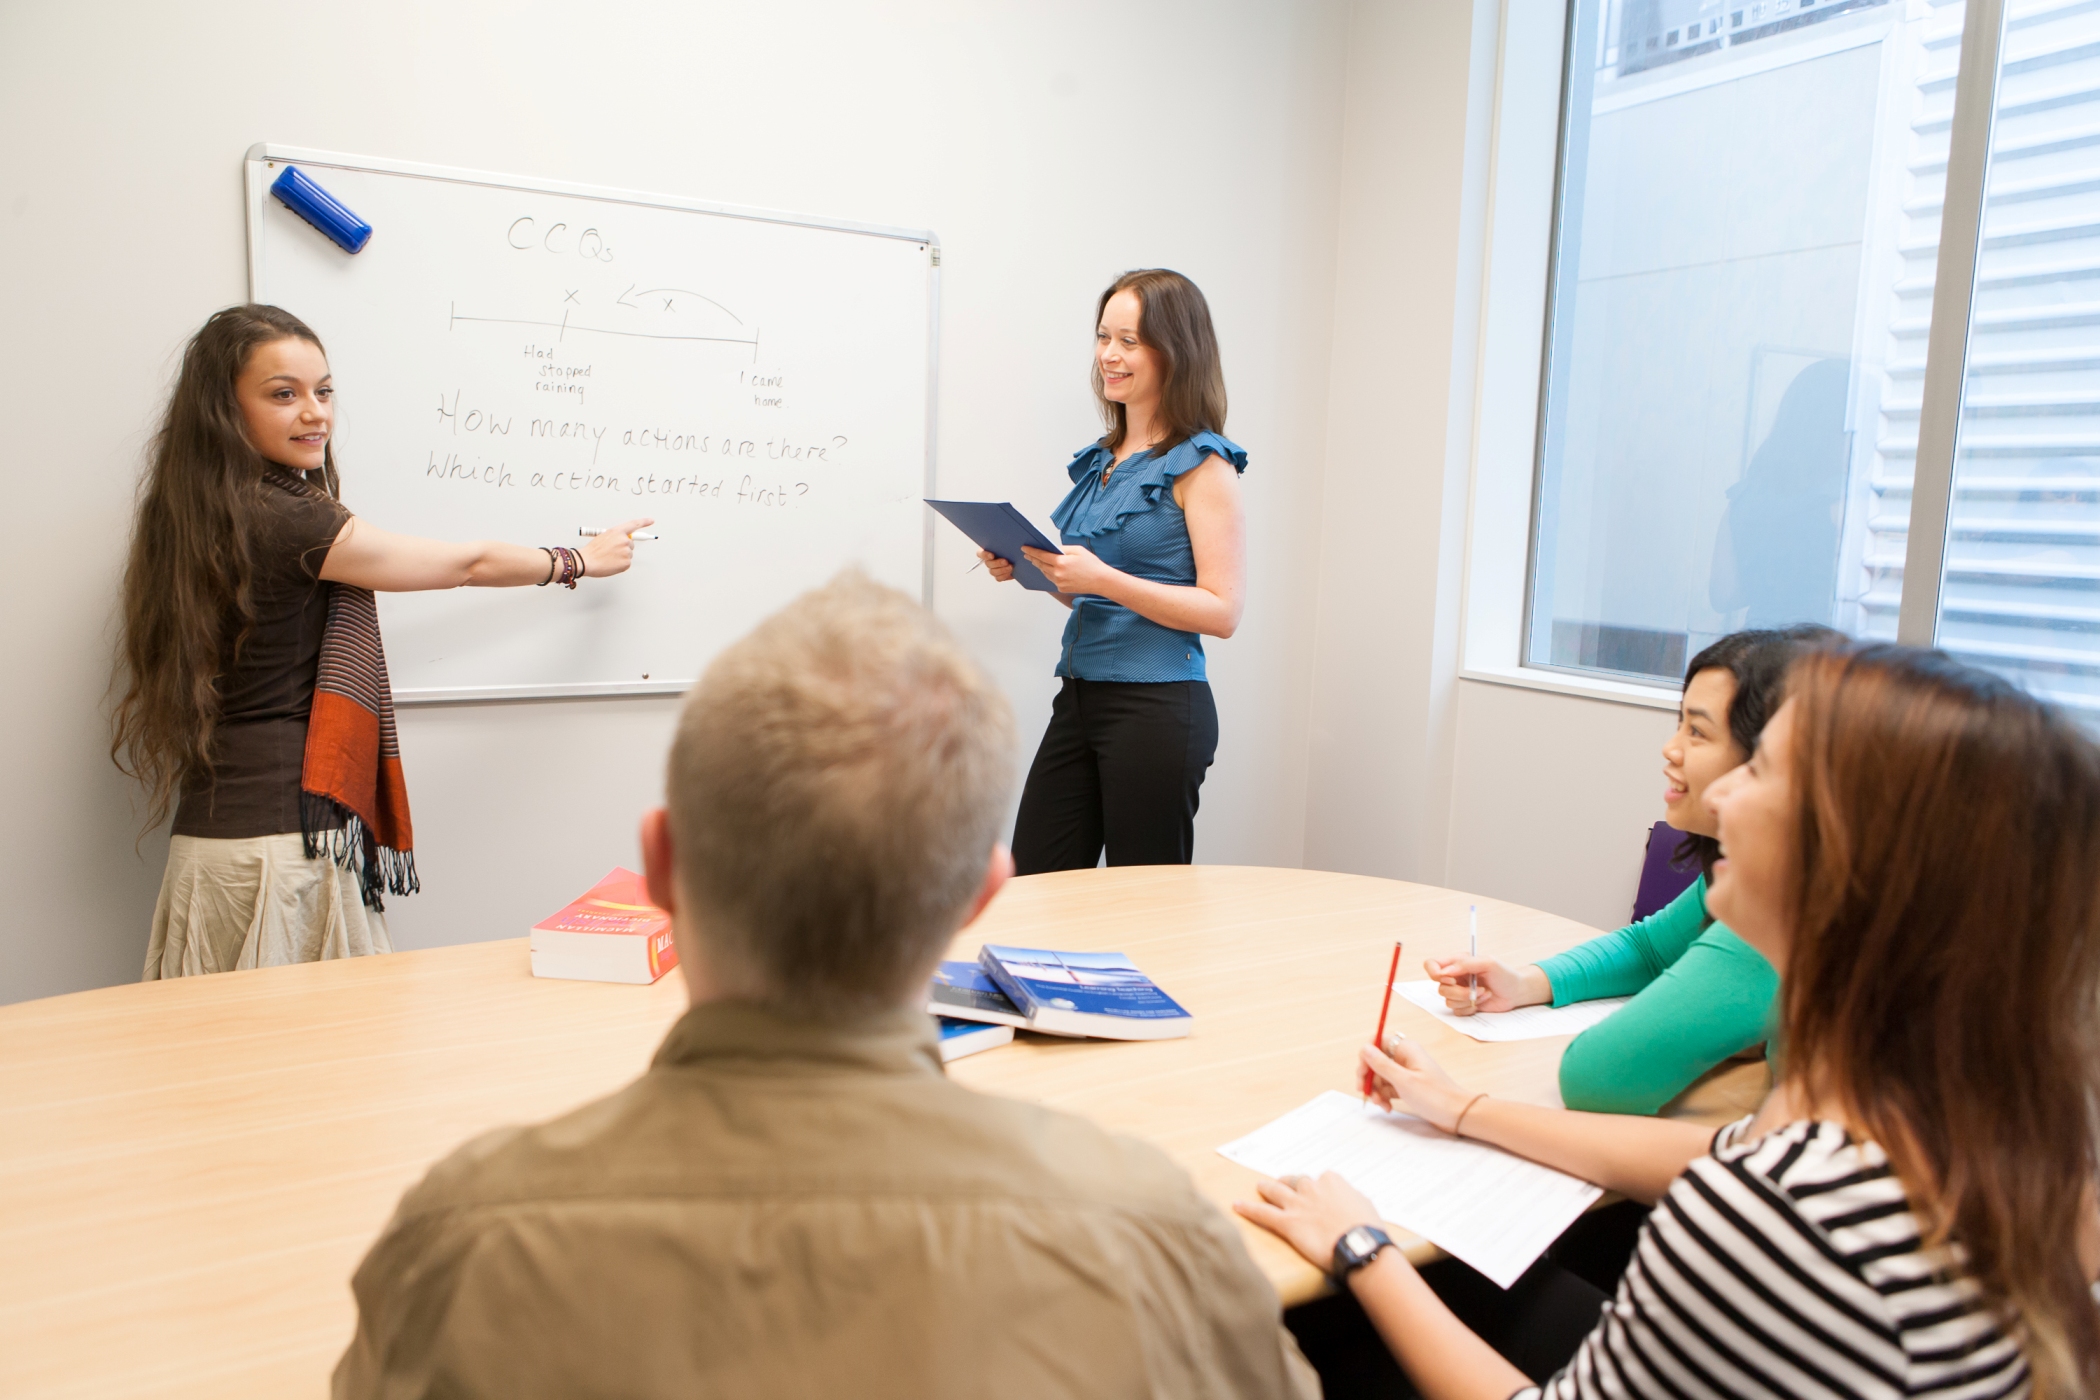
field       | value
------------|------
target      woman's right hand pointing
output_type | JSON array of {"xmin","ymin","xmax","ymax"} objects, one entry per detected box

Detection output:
[{"xmin": 579, "ymin": 518, "xmax": 655, "ymax": 579}]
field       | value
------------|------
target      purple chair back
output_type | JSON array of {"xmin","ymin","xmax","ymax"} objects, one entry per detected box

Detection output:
[{"xmin": 1632, "ymin": 820, "xmax": 1703, "ymax": 922}]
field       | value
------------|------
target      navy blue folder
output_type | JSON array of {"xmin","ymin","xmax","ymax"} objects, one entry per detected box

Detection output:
[{"xmin": 925, "ymin": 500, "xmax": 1065, "ymax": 593}]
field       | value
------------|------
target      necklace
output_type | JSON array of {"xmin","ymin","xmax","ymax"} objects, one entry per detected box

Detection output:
[{"xmin": 1103, "ymin": 439, "xmax": 1157, "ymax": 484}]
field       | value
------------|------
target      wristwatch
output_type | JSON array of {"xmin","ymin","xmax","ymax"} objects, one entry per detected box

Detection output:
[{"xmin": 1330, "ymin": 1224, "xmax": 1394, "ymax": 1283}]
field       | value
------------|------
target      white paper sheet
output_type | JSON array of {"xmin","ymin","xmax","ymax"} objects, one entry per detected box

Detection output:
[
  {"xmin": 1218, "ymin": 1091, "xmax": 1602, "ymax": 1288},
  {"xmin": 1394, "ymin": 979, "xmax": 1631, "ymax": 1042}
]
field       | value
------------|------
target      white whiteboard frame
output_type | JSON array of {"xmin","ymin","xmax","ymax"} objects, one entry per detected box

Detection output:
[{"xmin": 242, "ymin": 142, "xmax": 942, "ymax": 705}]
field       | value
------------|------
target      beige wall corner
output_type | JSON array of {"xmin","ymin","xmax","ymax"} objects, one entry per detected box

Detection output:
[{"xmin": 1303, "ymin": 0, "xmax": 1501, "ymax": 884}]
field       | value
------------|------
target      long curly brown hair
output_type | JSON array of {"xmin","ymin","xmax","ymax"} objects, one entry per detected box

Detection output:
[{"xmin": 111, "ymin": 305, "xmax": 340, "ymax": 828}]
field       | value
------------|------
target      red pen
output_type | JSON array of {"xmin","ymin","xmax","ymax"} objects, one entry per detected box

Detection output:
[{"xmin": 1361, "ymin": 941, "xmax": 1403, "ymax": 1100}]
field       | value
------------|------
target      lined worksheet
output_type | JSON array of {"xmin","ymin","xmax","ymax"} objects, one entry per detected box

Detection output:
[
  {"xmin": 1218, "ymin": 1091, "xmax": 1602, "ymax": 1287},
  {"xmin": 1394, "ymin": 980, "xmax": 1630, "ymax": 1042}
]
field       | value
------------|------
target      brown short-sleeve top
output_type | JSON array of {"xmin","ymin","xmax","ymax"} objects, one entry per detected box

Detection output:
[{"xmin": 172, "ymin": 473, "xmax": 350, "ymax": 839}]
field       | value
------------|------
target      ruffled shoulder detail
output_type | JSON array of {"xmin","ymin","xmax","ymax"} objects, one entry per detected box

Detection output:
[
  {"xmin": 1065, "ymin": 441, "xmax": 1114, "ymax": 484},
  {"xmin": 1053, "ymin": 431, "xmax": 1247, "ymax": 539},
  {"xmin": 1166, "ymin": 430, "xmax": 1248, "ymax": 474}
]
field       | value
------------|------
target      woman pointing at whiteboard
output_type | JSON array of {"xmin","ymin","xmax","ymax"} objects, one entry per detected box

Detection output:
[
  {"xmin": 980, "ymin": 269, "xmax": 1246, "ymax": 872},
  {"xmin": 111, "ymin": 304, "xmax": 650, "ymax": 979}
]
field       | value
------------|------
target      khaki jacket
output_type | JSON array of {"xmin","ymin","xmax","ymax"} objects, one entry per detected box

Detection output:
[{"xmin": 334, "ymin": 1000, "xmax": 1319, "ymax": 1399}]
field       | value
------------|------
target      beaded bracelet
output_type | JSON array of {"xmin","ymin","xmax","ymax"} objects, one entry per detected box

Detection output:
[{"xmin": 538, "ymin": 546, "xmax": 579, "ymax": 589}]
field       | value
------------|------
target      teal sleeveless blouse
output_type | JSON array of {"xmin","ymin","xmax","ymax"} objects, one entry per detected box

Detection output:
[{"xmin": 1048, "ymin": 431, "xmax": 1247, "ymax": 683}]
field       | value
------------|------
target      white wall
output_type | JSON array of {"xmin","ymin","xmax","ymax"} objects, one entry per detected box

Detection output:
[
  {"xmin": 1, "ymin": 0, "xmax": 1691, "ymax": 1004},
  {"xmin": 0, "ymin": 0, "xmax": 1345, "ymax": 1002}
]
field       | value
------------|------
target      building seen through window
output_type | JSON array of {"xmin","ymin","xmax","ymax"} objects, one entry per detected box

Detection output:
[{"xmin": 1533, "ymin": 0, "xmax": 2100, "ymax": 726}]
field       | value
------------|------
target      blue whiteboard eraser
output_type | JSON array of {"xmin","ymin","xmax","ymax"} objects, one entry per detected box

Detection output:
[{"xmin": 270, "ymin": 165, "xmax": 372, "ymax": 254}]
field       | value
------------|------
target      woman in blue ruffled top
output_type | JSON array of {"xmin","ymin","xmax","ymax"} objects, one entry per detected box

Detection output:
[{"xmin": 979, "ymin": 269, "xmax": 1247, "ymax": 873}]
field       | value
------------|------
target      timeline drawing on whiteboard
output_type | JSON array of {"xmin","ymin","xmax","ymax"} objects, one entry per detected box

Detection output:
[{"xmin": 449, "ymin": 287, "xmax": 762, "ymax": 358}]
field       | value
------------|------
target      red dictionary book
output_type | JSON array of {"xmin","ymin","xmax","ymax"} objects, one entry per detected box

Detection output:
[{"xmin": 529, "ymin": 867, "xmax": 679, "ymax": 984}]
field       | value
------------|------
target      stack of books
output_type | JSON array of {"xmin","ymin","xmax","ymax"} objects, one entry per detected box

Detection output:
[
  {"xmin": 927, "ymin": 945, "xmax": 1193, "ymax": 1043},
  {"xmin": 928, "ymin": 960, "xmax": 1020, "ymax": 1061}
]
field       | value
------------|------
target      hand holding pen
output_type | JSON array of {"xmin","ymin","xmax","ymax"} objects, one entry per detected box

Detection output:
[
  {"xmin": 568, "ymin": 518, "xmax": 656, "ymax": 579},
  {"xmin": 1423, "ymin": 905, "xmax": 1553, "ymax": 1016}
]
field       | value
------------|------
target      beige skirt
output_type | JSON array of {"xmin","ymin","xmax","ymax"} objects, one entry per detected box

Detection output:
[{"xmin": 144, "ymin": 832, "xmax": 392, "ymax": 980}]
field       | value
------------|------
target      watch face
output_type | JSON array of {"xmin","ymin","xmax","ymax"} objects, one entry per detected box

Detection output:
[{"xmin": 1344, "ymin": 1227, "xmax": 1375, "ymax": 1256}]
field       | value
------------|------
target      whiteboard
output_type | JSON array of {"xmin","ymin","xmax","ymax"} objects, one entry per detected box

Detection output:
[{"xmin": 244, "ymin": 143, "xmax": 937, "ymax": 702}]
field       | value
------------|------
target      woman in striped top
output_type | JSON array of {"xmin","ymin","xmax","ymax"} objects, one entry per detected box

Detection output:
[{"xmin": 1239, "ymin": 643, "xmax": 2100, "ymax": 1399}]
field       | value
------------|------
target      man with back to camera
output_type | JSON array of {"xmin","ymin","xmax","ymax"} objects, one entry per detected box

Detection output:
[{"xmin": 333, "ymin": 571, "xmax": 1317, "ymax": 1399}]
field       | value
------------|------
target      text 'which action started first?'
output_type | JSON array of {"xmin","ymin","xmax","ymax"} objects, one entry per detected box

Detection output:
[{"xmin": 426, "ymin": 452, "xmax": 812, "ymax": 507}]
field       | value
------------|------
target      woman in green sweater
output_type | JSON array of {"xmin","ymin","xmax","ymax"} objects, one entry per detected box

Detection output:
[{"xmin": 1426, "ymin": 626, "xmax": 1834, "ymax": 1114}]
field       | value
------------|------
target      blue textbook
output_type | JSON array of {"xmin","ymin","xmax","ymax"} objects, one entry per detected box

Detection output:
[
  {"xmin": 976, "ymin": 946, "xmax": 1195, "ymax": 1040},
  {"xmin": 936, "ymin": 1017, "xmax": 1014, "ymax": 1062},
  {"xmin": 927, "ymin": 959, "xmax": 1030, "ymax": 1028},
  {"xmin": 925, "ymin": 500, "xmax": 1064, "ymax": 593}
]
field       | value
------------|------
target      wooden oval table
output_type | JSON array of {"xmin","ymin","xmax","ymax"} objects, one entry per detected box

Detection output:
[{"xmin": 0, "ymin": 866, "xmax": 1741, "ymax": 1399}]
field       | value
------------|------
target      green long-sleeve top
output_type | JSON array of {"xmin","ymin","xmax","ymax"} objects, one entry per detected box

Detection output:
[{"xmin": 1535, "ymin": 876, "xmax": 1777, "ymax": 1115}]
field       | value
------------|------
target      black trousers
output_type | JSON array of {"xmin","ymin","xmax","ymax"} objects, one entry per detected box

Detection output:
[
  {"xmin": 1285, "ymin": 1201, "xmax": 1650, "ymax": 1399},
  {"xmin": 1011, "ymin": 678, "xmax": 1219, "ymax": 874},
  {"xmin": 1286, "ymin": 1255, "xmax": 1609, "ymax": 1399}
]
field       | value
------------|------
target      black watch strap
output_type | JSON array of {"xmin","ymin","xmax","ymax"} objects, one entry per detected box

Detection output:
[{"xmin": 1330, "ymin": 1224, "xmax": 1394, "ymax": 1282}]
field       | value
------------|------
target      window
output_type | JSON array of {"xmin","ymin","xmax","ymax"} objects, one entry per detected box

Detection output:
[
  {"xmin": 1526, "ymin": 0, "xmax": 2099, "ymax": 724},
  {"xmin": 1938, "ymin": 0, "xmax": 2100, "ymax": 723},
  {"xmin": 1529, "ymin": 0, "xmax": 1945, "ymax": 681}
]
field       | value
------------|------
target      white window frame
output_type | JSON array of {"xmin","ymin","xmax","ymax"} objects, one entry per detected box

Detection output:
[{"xmin": 1456, "ymin": 0, "xmax": 2007, "ymax": 710}]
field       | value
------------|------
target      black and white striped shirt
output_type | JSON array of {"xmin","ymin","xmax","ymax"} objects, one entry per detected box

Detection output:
[{"xmin": 1521, "ymin": 1119, "xmax": 2030, "ymax": 1400}]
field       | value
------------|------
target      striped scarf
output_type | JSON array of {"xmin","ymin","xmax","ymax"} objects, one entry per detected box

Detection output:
[
  {"xmin": 302, "ymin": 584, "xmax": 419, "ymax": 909},
  {"xmin": 266, "ymin": 469, "xmax": 419, "ymax": 909}
]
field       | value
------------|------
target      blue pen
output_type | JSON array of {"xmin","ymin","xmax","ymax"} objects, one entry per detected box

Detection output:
[{"xmin": 270, "ymin": 165, "xmax": 373, "ymax": 254}]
